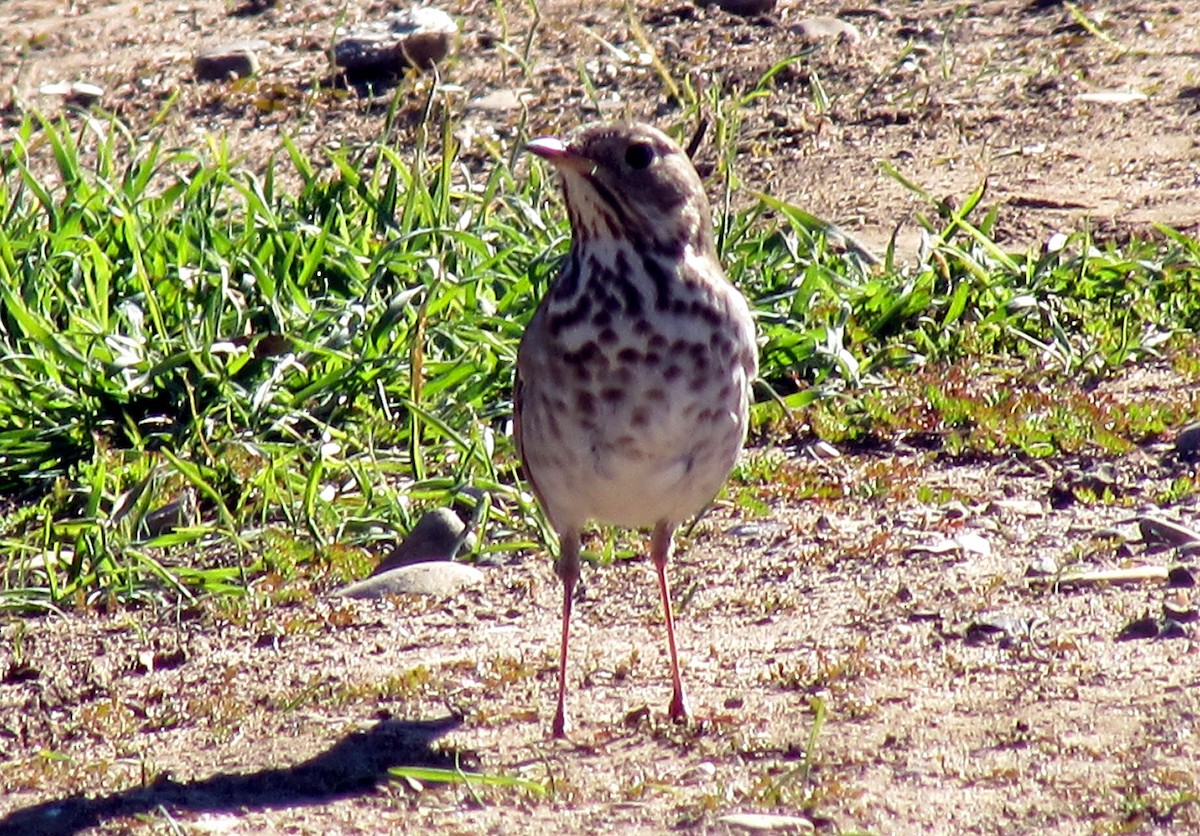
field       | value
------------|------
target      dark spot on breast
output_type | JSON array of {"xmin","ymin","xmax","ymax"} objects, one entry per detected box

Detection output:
[
  {"xmin": 601, "ymin": 387, "xmax": 625, "ymax": 403},
  {"xmin": 664, "ymin": 365, "xmax": 683, "ymax": 381},
  {"xmin": 646, "ymin": 388, "xmax": 667, "ymax": 403},
  {"xmin": 617, "ymin": 347, "xmax": 641, "ymax": 364},
  {"xmin": 672, "ymin": 298, "xmax": 688, "ymax": 316},
  {"xmin": 691, "ymin": 299, "xmax": 721, "ymax": 326},
  {"xmin": 589, "ymin": 178, "xmax": 623, "ymax": 220},
  {"xmin": 661, "ymin": 235, "xmax": 686, "ymax": 260},
  {"xmin": 549, "ymin": 298, "xmax": 591, "ymax": 336},
  {"xmin": 598, "ymin": 327, "xmax": 618, "ymax": 344},
  {"xmin": 586, "ymin": 253, "xmax": 604, "ymax": 277},
  {"xmin": 592, "ymin": 309, "xmax": 612, "ymax": 328},
  {"xmin": 641, "ymin": 254, "xmax": 672, "ymax": 310},
  {"xmin": 564, "ymin": 341, "xmax": 601, "ymax": 367},
  {"xmin": 631, "ymin": 407, "xmax": 650, "ymax": 426},
  {"xmin": 588, "ymin": 283, "xmax": 617, "ymax": 312},
  {"xmin": 643, "ymin": 351, "xmax": 661, "ymax": 366},
  {"xmin": 612, "ymin": 251, "xmax": 643, "ymax": 316},
  {"xmin": 576, "ymin": 390, "xmax": 595, "ymax": 413},
  {"xmin": 649, "ymin": 333, "xmax": 667, "ymax": 350}
]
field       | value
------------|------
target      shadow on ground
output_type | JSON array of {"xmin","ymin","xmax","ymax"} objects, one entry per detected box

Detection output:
[{"xmin": 0, "ymin": 716, "xmax": 461, "ymax": 836}]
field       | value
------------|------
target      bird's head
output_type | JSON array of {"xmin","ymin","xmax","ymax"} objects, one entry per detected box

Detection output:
[{"xmin": 527, "ymin": 122, "xmax": 715, "ymax": 259}]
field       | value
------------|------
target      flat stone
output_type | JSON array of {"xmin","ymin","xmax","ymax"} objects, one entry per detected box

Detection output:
[
  {"xmin": 337, "ymin": 561, "xmax": 483, "ymax": 599},
  {"xmin": 194, "ymin": 40, "xmax": 267, "ymax": 81},
  {"xmin": 333, "ymin": 7, "xmax": 457, "ymax": 76}
]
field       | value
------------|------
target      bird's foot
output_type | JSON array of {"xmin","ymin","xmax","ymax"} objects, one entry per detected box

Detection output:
[
  {"xmin": 551, "ymin": 709, "xmax": 571, "ymax": 739},
  {"xmin": 667, "ymin": 690, "xmax": 692, "ymax": 723}
]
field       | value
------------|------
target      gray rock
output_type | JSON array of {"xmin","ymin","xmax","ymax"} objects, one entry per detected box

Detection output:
[
  {"xmin": 337, "ymin": 561, "xmax": 483, "ymax": 599},
  {"xmin": 333, "ymin": 7, "xmax": 457, "ymax": 76},
  {"xmin": 373, "ymin": 507, "xmax": 466, "ymax": 575},
  {"xmin": 194, "ymin": 40, "xmax": 267, "ymax": 81}
]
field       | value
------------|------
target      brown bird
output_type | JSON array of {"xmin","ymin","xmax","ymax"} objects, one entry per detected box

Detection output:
[{"xmin": 515, "ymin": 122, "xmax": 758, "ymax": 737}]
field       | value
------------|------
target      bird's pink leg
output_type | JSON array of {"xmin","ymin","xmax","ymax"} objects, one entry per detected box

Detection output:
[
  {"xmin": 651, "ymin": 521, "xmax": 691, "ymax": 722},
  {"xmin": 552, "ymin": 529, "xmax": 581, "ymax": 738}
]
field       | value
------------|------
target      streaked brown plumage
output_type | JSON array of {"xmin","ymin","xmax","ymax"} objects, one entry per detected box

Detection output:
[{"xmin": 516, "ymin": 122, "xmax": 757, "ymax": 737}]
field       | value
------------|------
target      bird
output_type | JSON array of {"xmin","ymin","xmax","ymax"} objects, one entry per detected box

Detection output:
[{"xmin": 514, "ymin": 121, "xmax": 758, "ymax": 737}]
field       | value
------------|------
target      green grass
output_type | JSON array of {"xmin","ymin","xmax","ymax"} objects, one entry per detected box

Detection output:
[{"xmin": 1, "ymin": 101, "xmax": 1199, "ymax": 611}]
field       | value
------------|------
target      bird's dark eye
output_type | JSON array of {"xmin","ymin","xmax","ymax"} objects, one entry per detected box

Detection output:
[{"xmin": 624, "ymin": 142, "xmax": 655, "ymax": 170}]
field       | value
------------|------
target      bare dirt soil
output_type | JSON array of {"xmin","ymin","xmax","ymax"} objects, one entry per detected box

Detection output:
[{"xmin": 3, "ymin": 1, "xmax": 1200, "ymax": 834}]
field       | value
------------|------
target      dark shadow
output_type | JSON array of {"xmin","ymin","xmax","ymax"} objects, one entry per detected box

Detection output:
[{"xmin": 0, "ymin": 716, "xmax": 461, "ymax": 836}]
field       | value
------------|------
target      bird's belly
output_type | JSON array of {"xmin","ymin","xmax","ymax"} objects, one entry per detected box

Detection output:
[{"xmin": 522, "ymin": 369, "xmax": 748, "ymax": 530}]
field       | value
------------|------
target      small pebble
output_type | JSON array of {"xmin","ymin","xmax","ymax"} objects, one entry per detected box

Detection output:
[
  {"xmin": 1163, "ymin": 600, "xmax": 1198, "ymax": 623},
  {"xmin": 1174, "ymin": 421, "xmax": 1200, "ymax": 458},
  {"xmin": 1116, "ymin": 617, "xmax": 1160, "ymax": 641},
  {"xmin": 987, "ymin": 498, "xmax": 1044, "ymax": 517},
  {"xmin": 965, "ymin": 612, "xmax": 1027, "ymax": 645},
  {"xmin": 711, "ymin": 0, "xmax": 777, "ymax": 16},
  {"xmin": 1025, "ymin": 555, "xmax": 1059, "ymax": 577},
  {"xmin": 194, "ymin": 40, "xmax": 266, "ymax": 81},
  {"xmin": 790, "ymin": 16, "xmax": 861, "ymax": 44},
  {"xmin": 1167, "ymin": 566, "xmax": 1196, "ymax": 588}
]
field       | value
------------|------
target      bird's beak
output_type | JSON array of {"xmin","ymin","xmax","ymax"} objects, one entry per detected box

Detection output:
[{"xmin": 526, "ymin": 136, "xmax": 596, "ymax": 176}]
